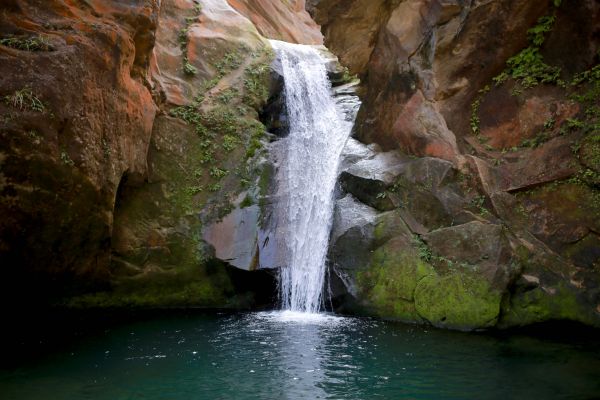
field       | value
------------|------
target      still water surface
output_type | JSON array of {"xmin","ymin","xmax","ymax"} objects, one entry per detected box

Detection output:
[{"xmin": 1, "ymin": 311, "xmax": 599, "ymax": 399}]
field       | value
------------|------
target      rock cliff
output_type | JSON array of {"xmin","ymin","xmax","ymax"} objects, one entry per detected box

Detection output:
[
  {"xmin": 1, "ymin": 0, "xmax": 598, "ymax": 330},
  {"xmin": 0, "ymin": 0, "xmax": 159, "ymax": 304},
  {"xmin": 312, "ymin": 0, "xmax": 600, "ymax": 330}
]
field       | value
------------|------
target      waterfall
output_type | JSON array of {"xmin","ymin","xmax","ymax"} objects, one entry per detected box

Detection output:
[{"xmin": 269, "ymin": 40, "xmax": 352, "ymax": 314}]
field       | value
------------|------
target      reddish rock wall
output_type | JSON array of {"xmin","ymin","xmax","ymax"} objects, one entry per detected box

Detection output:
[
  {"xmin": 229, "ymin": 0, "xmax": 323, "ymax": 44},
  {"xmin": 0, "ymin": 0, "xmax": 159, "ymax": 302}
]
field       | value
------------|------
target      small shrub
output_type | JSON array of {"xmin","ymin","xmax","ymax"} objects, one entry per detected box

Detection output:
[
  {"xmin": 493, "ymin": 14, "xmax": 561, "ymax": 88},
  {"xmin": 60, "ymin": 151, "xmax": 74, "ymax": 166},
  {"xmin": 209, "ymin": 167, "xmax": 228, "ymax": 180},
  {"xmin": 183, "ymin": 58, "xmax": 198, "ymax": 76},
  {"xmin": 3, "ymin": 88, "xmax": 45, "ymax": 112},
  {"xmin": 0, "ymin": 35, "xmax": 52, "ymax": 51}
]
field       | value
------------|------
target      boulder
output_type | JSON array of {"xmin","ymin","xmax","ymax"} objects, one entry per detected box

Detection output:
[
  {"xmin": 339, "ymin": 149, "xmax": 408, "ymax": 210},
  {"xmin": 414, "ymin": 272, "xmax": 502, "ymax": 331},
  {"xmin": 423, "ymin": 221, "xmax": 515, "ymax": 286}
]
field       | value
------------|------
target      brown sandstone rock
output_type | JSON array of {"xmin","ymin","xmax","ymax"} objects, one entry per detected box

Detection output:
[
  {"xmin": 0, "ymin": 0, "xmax": 158, "ymax": 301},
  {"xmin": 228, "ymin": 0, "xmax": 323, "ymax": 44}
]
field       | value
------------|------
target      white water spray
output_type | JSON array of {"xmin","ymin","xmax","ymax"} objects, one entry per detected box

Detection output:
[{"xmin": 269, "ymin": 40, "xmax": 352, "ymax": 314}]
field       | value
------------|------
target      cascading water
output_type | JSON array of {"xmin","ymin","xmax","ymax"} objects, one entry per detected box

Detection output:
[{"xmin": 269, "ymin": 40, "xmax": 353, "ymax": 314}]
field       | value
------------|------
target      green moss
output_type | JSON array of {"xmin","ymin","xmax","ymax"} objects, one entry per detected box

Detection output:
[
  {"xmin": 258, "ymin": 163, "xmax": 273, "ymax": 196},
  {"xmin": 66, "ymin": 265, "xmax": 234, "ymax": 308},
  {"xmin": 414, "ymin": 272, "xmax": 501, "ymax": 330},
  {"xmin": 216, "ymin": 87, "xmax": 239, "ymax": 104},
  {"xmin": 340, "ymin": 66, "xmax": 358, "ymax": 84},
  {"xmin": 245, "ymin": 120, "xmax": 266, "ymax": 159},
  {"xmin": 500, "ymin": 284, "xmax": 595, "ymax": 327},
  {"xmin": 356, "ymin": 241, "xmax": 435, "ymax": 321}
]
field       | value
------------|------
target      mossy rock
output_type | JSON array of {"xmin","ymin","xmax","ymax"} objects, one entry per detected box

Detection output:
[
  {"xmin": 414, "ymin": 272, "xmax": 502, "ymax": 331},
  {"xmin": 356, "ymin": 236, "xmax": 435, "ymax": 322},
  {"xmin": 499, "ymin": 283, "xmax": 600, "ymax": 328},
  {"xmin": 65, "ymin": 263, "xmax": 234, "ymax": 308}
]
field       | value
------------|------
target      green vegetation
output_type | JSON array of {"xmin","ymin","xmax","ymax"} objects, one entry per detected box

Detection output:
[
  {"xmin": 66, "ymin": 263, "xmax": 234, "ymax": 309},
  {"xmin": 245, "ymin": 120, "xmax": 266, "ymax": 159},
  {"xmin": 186, "ymin": 185, "xmax": 203, "ymax": 195},
  {"xmin": 414, "ymin": 272, "xmax": 501, "ymax": 330},
  {"xmin": 470, "ymin": 98, "xmax": 481, "ymax": 135},
  {"xmin": 240, "ymin": 193, "xmax": 255, "ymax": 208},
  {"xmin": 0, "ymin": 35, "xmax": 52, "ymax": 51},
  {"xmin": 3, "ymin": 87, "xmax": 45, "ymax": 112},
  {"xmin": 216, "ymin": 50, "xmax": 243, "ymax": 77},
  {"xmin": 240, "ymin": 46, "xmax": 274, "ymax": 110},
  {"xmin": 568, "ymin": 63, "xmax": 600, "ymax": 191},
  {"xmin": 178, "ymin": 2, "xmax": 202, "ymax": 76},
  {"xmin": 356, "ymin": 242, "xmax": 434, "ymax": 321},
  {"xmin": 414, "ymin": 236, "xmax": 433, "ymax": 263},
  {"xmin": 222, "ymin": 134, "xmax": 240, "ymax": 152},
  {"xmin": 244, "ymin": 61, "xmax": 271, "ymax": 108},
  {"xmin": 217, "ymin": 88, "xmax": 239, "ymax": 104},
  {"xmin": 209, "ymin": 167, "xmax": 228, "ymax": 179},
  {"xmin": 165, "ymin": 41, "xmax": 272, "ymax": 225},
  {"xmin": 469, "ymin": 85, "xmax": 490, "ymax": 137},
  {"xmin": 413, "ymin": 234, "xmax": 472, "ymax": 270},
  {"xmin": 340, "ymin": 66, "xmax": 359, "ymax": 84},
  {"xmin": 513, "ymin": 116, "xmax": 558, "ymax": 150},
  {"xmin": 183, "ymin": 59, "xmax": 198, "ymax": 76},
  {"xmin": 60, "ymin": 150, "xmax": 74, "ymax": 166},
  {"xmin": 493, "ymin": 13, "xmax": 562, "ymax": 89},
  {"xmin": 569, "ymin": 64, "xmax": 600, "ymax": 136},
  {"xmin": 470, "ymin": 195, "xmax": 490, "ymax": 216}
]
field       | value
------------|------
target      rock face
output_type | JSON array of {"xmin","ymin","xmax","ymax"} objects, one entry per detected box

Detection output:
[
  {"xmin": 318, "ymin": 0, "xmax": 600, "ymax": 330},
  {"xmin": 1, "ymin": 0, "xmax": 599, "ymax": 331},
  {"xmin": 0, "ymin": 0, "xmax": 285, "ymax": 308},
  {"xmin": 90, "ymin": 0, "xmax": 277, "ymax": 308},
  {"xmin": 229, "ymin": 0, "xmax": 323, "ymax": 44},
  {"xmin": 0, "ymin": 0, "xmax": 158, "ymax": 303}
]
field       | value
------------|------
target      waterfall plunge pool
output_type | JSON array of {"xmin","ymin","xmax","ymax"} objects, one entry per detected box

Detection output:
[{"xmin": 1, "ymin": 311, "xmax": 599, "ymax": 399}]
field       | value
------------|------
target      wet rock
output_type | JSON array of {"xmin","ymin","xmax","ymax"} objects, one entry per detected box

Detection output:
[
  {"xmin": 315, "ymin": 0, "xmax": 600, "ymax": 330},
  {"xmin": 339, "ymin": 149, "xmax": 408, "ymax": 210},
  {"xmin": 203, "ymin": 201, "xmax": 260, "ymax": 271},
  {"xmin": 354, "ymin": 235, "xmax": 435, "ymax": 323},
  {"xmin": 498, "ymin": 137, "xmax": 580, "ymax": 192},
  {"xmin": 423, "ymin": 221, "xmax": 515, "ymax": 285},
  {"xmin": 105, "ymin": 0, "xmax": 276, "ymax": 307},
  {"xmin": 229, "ymin": 0, "xmax": 323, "ymax": 45},
  {"xmin": 414, "ymin": 272, "xmax": 502, "ymax": 331}
]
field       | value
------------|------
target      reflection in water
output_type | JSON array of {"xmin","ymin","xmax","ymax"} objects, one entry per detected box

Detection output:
[{"xmin": 1, "ymin": 312, "xmax": 599, "ymax": 399}]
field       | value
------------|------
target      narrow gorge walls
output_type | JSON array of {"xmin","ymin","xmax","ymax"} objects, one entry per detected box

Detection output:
[
  {"xmin": 1, "ymin": 0, "xmax": 599, "ymax": 331},
  {"xmin": 0, "ymin": 0, "xmax": 158, "ymax": 304},
  {"xmin": 0, "ymin": 0, "xmax": 323, "ymax": 308},
  {"xmin": 313, "ymin": 0, "xmax": 600, "ymax": 330}
]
